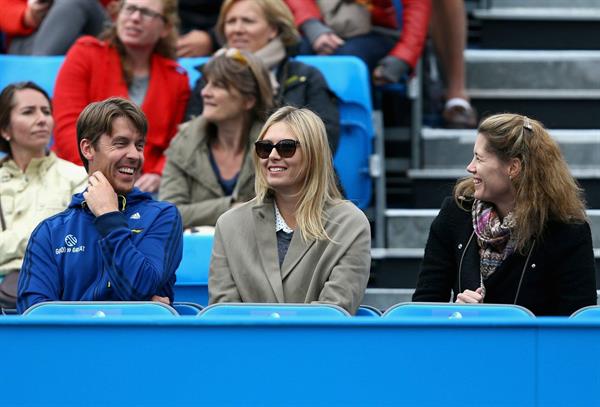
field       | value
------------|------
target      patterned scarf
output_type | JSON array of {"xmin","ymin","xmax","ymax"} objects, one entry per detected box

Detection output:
[{"xmin": 472, "ymin": 199, "xmax": 517, "ymax": 280}]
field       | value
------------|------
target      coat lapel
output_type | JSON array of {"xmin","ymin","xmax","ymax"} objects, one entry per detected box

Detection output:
[
  {"xmin": 281, "ymin": 232, "xmax": 315, "ymax": 281},
  {"xmin": 252, "ymin": 201, "xmax": 285, "ymax": 302}
]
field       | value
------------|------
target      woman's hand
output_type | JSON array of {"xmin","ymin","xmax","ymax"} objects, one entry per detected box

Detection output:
[
  {"xmin": 176, "ymin": 30, "xmax": 212, "ymax": 57},
  {"xmin": 312, "ymin": 32, "xmax": 344, "ymax": 55},
  {"xmin": 24, "ymin": 0, "xmax": 52, "ymax": 29},
  {"xmin": 456, "ymin": 287, "xmax": 484, "ymax": 303},
  {"xmin": 135, "ymin": 173, "xmax": 161, "ymax": 193}
]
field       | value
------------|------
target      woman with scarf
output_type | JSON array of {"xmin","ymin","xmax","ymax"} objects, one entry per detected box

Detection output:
[
  {"xmin": 185, "ymin": 0, "xmax": 339, "ymax": 154},
  {"xmin": 413, "ymin": 113, "xmax": 597, "ymax": 316}
]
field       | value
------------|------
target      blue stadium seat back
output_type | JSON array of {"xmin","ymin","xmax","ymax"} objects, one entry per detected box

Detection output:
[
  {"xmin": 570, "ymin": 305, "xmax": 600, "ymax": 319},
  {"xmin": 198, "ymin": 303, "xmax": 350, "ymax": 319},
  {"xmin": 299, "ymin": 56, "xmax": 374, "ymax": 208},
  {"xmin": 382, "ymin": 302, "xmax": 535, "ymax": 320},
  {"xmin": 176, "ymin": 233, "xmax": 213, "ymax": 284},
  {"xmin": 355, "ymin": 305, "xmax": 382, "ymax": 317},
  {"xmin": 172, "ymin": 301, "xmax": 204, "ymax": 316},
  {"xmin": 173, "ymin": 232, "xmax": 213, "ymax": 306},
  {"xmin": 22, "ymin": 301, "xmax": 178, "ymax": 317},
  {"xmin": 173, "ymin": 285, "xmax": 209, "ymax": 307},
  {"xmin": 0, "ymin": 54, "xmax": 65, "ymax": 96},
  {"xmin": 178, "ymin": 57, "xmax": 208, "ymax": 89}
]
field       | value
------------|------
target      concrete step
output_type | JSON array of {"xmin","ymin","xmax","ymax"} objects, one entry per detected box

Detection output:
[
  {"xmin": 466, "ymin": 50, "xmax": 600, "ymax": 94},
  {"xmin": 465, "ymin": 50, "xmax": 600, "ymax": 127},
  {"xmin": 386, "ymin": 209, "xmax": 600, "ymax": 250},
  {"xmin": 407, "ymin": 168, "xmax": 600, "ymax": 209},
  {"xmin": 473, "ymin": 5, "xmax": 600, "ymax": 49},
  {"xmin": 422, "ymin": 128, "xmax": 600, "ymax": 169},
  {"xmin": 484, "ymin": 0, "xmax": 600, "ymax": 8}
]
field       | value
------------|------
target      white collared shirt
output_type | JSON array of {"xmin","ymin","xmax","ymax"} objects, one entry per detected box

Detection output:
[{"xmin": 274, "ymin": 202, "xmax": 294, "ymax": 234}]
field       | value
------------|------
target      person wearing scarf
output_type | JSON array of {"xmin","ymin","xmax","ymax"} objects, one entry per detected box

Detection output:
[
  {"xmin": 413, "ymin": 113, "xmax": 596, "ymax": 316},
  {"xmin": 185, "ymin": 0, "xmax": 340, "ymax": 154}
]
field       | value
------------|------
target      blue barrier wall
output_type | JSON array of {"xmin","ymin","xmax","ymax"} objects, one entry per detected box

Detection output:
[{"xmin": 1, "ymin": 317, "xmax": 598, "ymax": 406}]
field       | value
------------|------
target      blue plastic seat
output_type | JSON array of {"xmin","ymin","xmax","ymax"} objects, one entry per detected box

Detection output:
[
  {"xmin": 22, "ymin": 301, "xmax": 178, "ymax": 317},
  {"xmin": 0, "ymin": 54, "xmax": 65, "ymax": 96},
  {"xmin": 382, "ymin": 302, "xmax": 535, "ymax": 320},
  {"xmin": 173, "ymin": 232, "xmax": 213, "ymax": 306},
  {"xmin": 172, "ymin": 301, "xmax": 204, "ymax": 316},
  {"xmin": 355, "ymin": 304, "xmax": 382, "ymax": 317},
  {"xmin": 570, "ymin": 305, "xmax": 600, "ymax": 319},
  {"xmin": 198, "ymin": 303, "xmax": 350, "ymax": 319},
  {"xmin": 178, "ymin": 55, "xmax": 374, "ymax": 209}
]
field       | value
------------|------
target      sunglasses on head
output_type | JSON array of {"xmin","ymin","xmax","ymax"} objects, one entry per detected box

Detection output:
[{"xmin": 254, "ymin": 139, "xmax": 300, "ymax": 159}]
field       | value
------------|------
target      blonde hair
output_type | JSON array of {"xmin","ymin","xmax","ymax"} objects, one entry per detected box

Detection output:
[
  {"xmin": 254, "ymin": 107, "xmax": 343, "ymax": 242},
  {"xmin": 100, "ymin": 0, "xmax": 180, "ymax": 85},
  {"xmin": 454, "ymin": 113, "xmax": 587, "ymax": 250},
  {"xmin": 216, "ymin": 0, "xmax": 300, "ymax": 48}
]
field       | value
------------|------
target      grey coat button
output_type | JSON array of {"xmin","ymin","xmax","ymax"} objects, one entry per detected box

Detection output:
[
  {"xmin": 458, "ymin": 244, "xmax": 463, "ymax": 249},
  {"xmin": 531, "ymin": 264, "xmax": 536, "ymax": 268}
]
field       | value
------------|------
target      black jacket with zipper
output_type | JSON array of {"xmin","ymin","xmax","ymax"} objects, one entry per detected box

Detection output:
[{"xmin": 413, "ymin": 197, "xmax": 597, "ymax": 316}]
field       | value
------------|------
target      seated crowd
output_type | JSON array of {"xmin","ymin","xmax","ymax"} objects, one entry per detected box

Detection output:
[{"xmin": 0, "ymin": 0, "xmax": 597, "ymax": 317}]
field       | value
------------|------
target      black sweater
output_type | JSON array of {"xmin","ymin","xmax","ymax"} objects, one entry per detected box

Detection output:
[{"xmin": 413, "ymin": 197, "xmax": 597, "ymax": 316}]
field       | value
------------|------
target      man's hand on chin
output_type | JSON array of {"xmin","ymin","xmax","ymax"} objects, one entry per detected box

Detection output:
[{"xmin": 83, "ymin": 171, "xmax": 119, "ymax": 217}]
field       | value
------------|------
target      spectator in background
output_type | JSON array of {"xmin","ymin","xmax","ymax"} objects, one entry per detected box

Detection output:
[
  {"xmin": 284, "ymin": 0, "xmax": 431, "ymax": 85},
  {"xmin": 186, "ymin": 0, "xmax": 340, "ymax": 154},
  {"xmin": 413, "ymin": 113, "xmax": 597, "ymax": 316},
  {"xmin": 0, "ymin": 0, "xmax": 113, "ymax": 55},
  {"xmin": 0, "ymin": 82, "xmax": 86, "ymax": 309},
  {"xmin": 209, "ymin": 106, "xmax": 371, "ymax": 315},
  {"xmin": 17, "ymin": 97, "xmax": 183, "ymax": 313},
  {"xmin": 52, "ymin": 0, "xmax": 190, "ymax": 194},
  {"xmin": 160, "ymin": 49, "xmax": 274, "ymax": 228},
  {"xmin": 176, "ymin": 0, "xmax": 222, "ymax": 57},
  {"xmin": 430, "ymin": 0, "xmax": 477, "ymax": 128}
]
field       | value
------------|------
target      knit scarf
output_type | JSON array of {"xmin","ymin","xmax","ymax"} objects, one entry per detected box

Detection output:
[
  {"xmin": 472, "ymin": 199, "xmax": 517, "ymax": 280},
  {"xmin": 252, "ymin": 37, "xmax": 287, "ymax": 94}
]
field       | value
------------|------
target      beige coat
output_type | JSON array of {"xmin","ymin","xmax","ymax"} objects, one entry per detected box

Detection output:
[
  {"xmin": 0, "ymin": 153, "xmax": 87, "ymax": 274},
  {"xmin": 159, "ymin": 116, "xmax": 262, "ymax": 228},
  {"xmin": 209, "ymin": 198, "xmax": 371, "ymax": 314}
]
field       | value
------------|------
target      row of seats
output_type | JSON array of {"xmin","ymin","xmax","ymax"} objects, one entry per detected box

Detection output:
[
  {"xmin": 18, "ymin": 301, "xmax": 600, "ymax": 319},
  {"xmin": 0, "ymin": 54, "xmax": 375, "ymax": 208}
]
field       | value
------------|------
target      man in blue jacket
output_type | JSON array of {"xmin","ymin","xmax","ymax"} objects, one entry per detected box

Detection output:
[{"xmin": 17, "ymin": 97, "xmax": 183, "ymax": 313}]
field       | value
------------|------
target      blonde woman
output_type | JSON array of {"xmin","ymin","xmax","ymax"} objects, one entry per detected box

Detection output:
[
  {"xmin": 209, "ymin": 106, "xmax": 370, "ymax": 314},
  {"xmin": 414, "ymin": 113, "xmax": 597, "ymax": 316}
]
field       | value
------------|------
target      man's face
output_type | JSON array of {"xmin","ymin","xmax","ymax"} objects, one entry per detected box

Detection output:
[{"xmin": 82, "ymin": 117, "xmax": 145, "ymax": 194}]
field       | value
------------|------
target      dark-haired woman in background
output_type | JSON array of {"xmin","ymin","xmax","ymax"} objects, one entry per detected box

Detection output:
[
  {"xmin": 413, "ymin": 113, "xmax": 597, "ymax": 316},
  {"xmin": 0, "ymin": 82, "xmax": 86, "ymax": 308},
  {"xmin": 159, "ymin": 49, "xmax": 273, "ymax": 228}
]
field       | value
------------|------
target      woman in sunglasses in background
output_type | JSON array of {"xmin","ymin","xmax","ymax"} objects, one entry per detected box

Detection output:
[
  {"xmin": 208, "ymin": 106, "xmax": 370, "ymax": 315},
  {"xmin": 159, "ymin": 49, "xmax": 273, "ymax": 228},
  {"xmin": 52, "ymin": 0, "xmax": 190, "ymax": 194}
]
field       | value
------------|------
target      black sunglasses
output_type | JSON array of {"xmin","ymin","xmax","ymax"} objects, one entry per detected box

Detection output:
[{"xmin": 254, "ymin": 139, "xmax": 300, "ymax": 159}]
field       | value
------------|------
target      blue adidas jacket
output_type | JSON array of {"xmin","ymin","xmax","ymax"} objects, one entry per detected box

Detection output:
[{"xmin": 17, "ymin": 188, "xmax": 182, "ymax": 313}]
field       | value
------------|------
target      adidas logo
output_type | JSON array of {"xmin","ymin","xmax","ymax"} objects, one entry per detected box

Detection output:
[{"xmin": 130, "ymin": 212, "xmax": 141, "ymax": 219}]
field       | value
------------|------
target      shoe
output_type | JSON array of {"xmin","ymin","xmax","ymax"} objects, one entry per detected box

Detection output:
[{"xmin": 442, "ymin": 99, "xmax": 477, "ymax": 129}]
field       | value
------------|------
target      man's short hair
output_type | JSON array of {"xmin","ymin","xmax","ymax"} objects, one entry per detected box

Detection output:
[{"xmin": 76, "ymin": 97, "xmax": 148, "ymax": 171}]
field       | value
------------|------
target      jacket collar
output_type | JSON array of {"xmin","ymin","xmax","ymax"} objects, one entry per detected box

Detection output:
[{"xmin": 171, "ymin": 116, "xmax": 263, "ymax": 197}]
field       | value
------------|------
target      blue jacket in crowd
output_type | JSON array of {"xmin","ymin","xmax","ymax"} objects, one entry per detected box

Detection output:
[{"xmin": 17, "ymin": 188, "xmax": 183, "ymax": 313}]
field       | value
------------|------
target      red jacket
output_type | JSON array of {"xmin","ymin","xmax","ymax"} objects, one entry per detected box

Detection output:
[
  {"xmin": 0, "ymin": 0, "xmax": 113, "ymax": 36},
  {"xmin": 284, "ymin": 0, "xmax": 431, "ymax": 69},
  {"xmin": 52, "ymin": 36, "xmax": 190, "ymax": 175}
]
